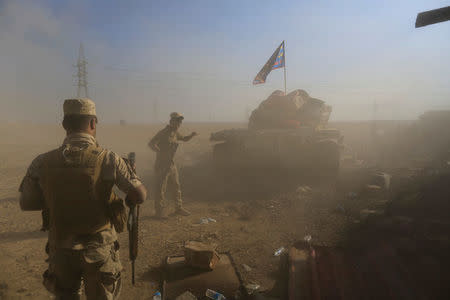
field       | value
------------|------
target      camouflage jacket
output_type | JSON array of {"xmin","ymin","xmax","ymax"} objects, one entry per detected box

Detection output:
[
  {"xmin": 19, "ymin": 133, "xmax": 142, "ymax": 249},
  {"xmin": 149, "ymin": 125, "xmax": 192, "ymax": 169}
]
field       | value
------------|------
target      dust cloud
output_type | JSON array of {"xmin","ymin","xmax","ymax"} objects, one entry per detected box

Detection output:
[
  {"xmin": 1, "ymin": 1, "xmax": 450, "ymax": 299},
  {"xmin": 1, "ymin": 0, "xmax": 449, "ymax": 123}
]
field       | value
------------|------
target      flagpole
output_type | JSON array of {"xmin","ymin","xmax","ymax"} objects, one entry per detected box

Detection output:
[{"xmin": 283, "ymin": 40, "xmax": 287, "ymax": 95}]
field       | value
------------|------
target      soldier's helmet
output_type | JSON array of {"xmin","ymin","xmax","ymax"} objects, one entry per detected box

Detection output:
[
  {"xmin": 170, "ymin": 112, "xmax": 184, "ymax": 120},
  {"xmin": 63, "ymin": 98, "xmax": 96, "ymax": 116}
]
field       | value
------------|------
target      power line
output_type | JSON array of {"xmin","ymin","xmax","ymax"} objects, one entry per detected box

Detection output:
[{"xmin": 74, "ymin": 43, "xmax": 89, "ymax": 98}]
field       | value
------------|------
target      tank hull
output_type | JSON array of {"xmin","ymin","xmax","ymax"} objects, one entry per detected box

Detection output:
[{"xmin": 211, "ymin": 128, "xmax": 341, "ymax": 175}]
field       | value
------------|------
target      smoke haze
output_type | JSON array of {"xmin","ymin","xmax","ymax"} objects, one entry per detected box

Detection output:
[{"xmin": 0, "ymin": 0, "xmax": 449, "ymax": 123}]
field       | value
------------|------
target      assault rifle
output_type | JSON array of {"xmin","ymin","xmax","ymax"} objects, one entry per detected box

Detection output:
[{"xmin": 125, "ymin": 152, "xmax": 139, "ymax": 285}]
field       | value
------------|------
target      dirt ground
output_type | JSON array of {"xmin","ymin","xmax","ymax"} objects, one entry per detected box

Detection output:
[{"xmin": 0, "ymin": 120, "xmax": 423, "ymax": 299}]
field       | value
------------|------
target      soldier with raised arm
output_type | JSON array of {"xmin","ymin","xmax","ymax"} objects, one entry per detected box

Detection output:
[
  {"xmin": 149, "ymin": 112, "xmax": 197, "ymax": 219},
  {"xmin": 19, "ymin": 98, "xmax": 147, "ymax": 300}
]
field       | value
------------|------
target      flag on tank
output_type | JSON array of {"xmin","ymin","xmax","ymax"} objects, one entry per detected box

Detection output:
[{"xmin": 253, "ymin": 41, "xmax": 285, "ymax": 85}]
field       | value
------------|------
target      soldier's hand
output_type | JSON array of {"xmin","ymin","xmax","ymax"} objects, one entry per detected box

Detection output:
[{"xmin": 126, "ymin": 185, "xmax": 147, "ymax": 206}]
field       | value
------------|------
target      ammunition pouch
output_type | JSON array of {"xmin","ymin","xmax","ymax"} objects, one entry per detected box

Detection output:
[{"xmin": 108, "ymin": 193, "xmax": 127, "ymax": 233}]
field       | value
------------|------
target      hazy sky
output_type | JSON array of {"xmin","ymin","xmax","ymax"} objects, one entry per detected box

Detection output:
[{"xmin": 1, "ymin": 0, "xmax": 449, "ymax": 123}]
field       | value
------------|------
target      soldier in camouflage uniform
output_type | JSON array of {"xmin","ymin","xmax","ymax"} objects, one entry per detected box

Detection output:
[
  {"xmin": 19, "ymin": 98, "xmax": 147, "ymax": 300},
  {"xmin": 148, "ymin": 112, "xmax": 197, "ymax": 218}
]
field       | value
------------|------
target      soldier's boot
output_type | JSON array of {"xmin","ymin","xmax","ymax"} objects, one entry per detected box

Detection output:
[
  {"xmin": 174, "ymin": 190, "xmax": 190, "ymax": 216},
  {"xmin": 175, "ymin": 206, "xmax": 191, "ymax": 216}
]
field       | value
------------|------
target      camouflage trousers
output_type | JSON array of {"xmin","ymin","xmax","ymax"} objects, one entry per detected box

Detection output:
[
  {"xmin": 154, "ymin": 163, "xmax": 182, "ymax": 212},
  {"xmin": 43, "ymin": 242, "xmax": 123, "ymax": 300}
]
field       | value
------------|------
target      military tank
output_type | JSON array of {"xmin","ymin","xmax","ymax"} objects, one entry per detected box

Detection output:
[{"xmin": 210, "ymin": 89, "xmax": 342, "ymax": 175}]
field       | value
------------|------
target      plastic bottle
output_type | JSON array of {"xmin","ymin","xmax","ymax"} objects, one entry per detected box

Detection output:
[
  {"xmin": 153, "ymin": 291, "xmax": 162, "ymax": 300},
  {"xmin": 274, "ymin": 246, "xmax": 286, "ymax": 256},
  {"xmin": 205, "ymin": 289, "xmax": 226, "ymax": 300}
]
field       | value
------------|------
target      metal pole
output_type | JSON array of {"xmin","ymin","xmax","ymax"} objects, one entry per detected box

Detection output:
[{"xmin": 283, "ymin": 41, "xmax": 287, "ymax": 95}]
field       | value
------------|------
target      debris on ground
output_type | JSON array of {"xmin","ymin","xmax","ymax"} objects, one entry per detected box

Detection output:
[
  {"xmin": 303, "ymin": 235, "xmax": 312, "ymax": 243},
  {"xmin": 205, "ymin": 289, "xmax": 226, "ymax": 300},
  {"xmin": 244, "ymin": 283, "xmax": 261, "ymax": 295},
  {"xmin": 296, "ymin": 185, "xmax": 312, "ymax": 194},
  {"xmin": 163, "ymin": 253, "xmax": 240, "ymax": 299},
  {"xmin": 370, "ymin": 171, "xmax": 391, "ymax": 190},
  {"xmin": 242, "ymin": 264, "xmax": 252, "ymax": 272},
  {"xmin": 197, "ymin": 217, "xmax": 217, "ymax": 225},
  {"xmin": 184, "ymin": 241, "xmax": 220, "ymax": 270},
  {"xmin": 198, "ymin": 218, "xmax": 209, "ymax": 225},
  {"xmin": 153, "ymin": 291, "xmax": 162, "ymax": 300},
  {"xmin": 273, "ymin": 247, "xmax": 286, "ymax": 256},
  {"xmin": 175, "ymin": 291, "xmax": 197, "ymax": 300},
  {"xmin": 365, "ymin": 184, "xmax": 382, "ymax": 191}
]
